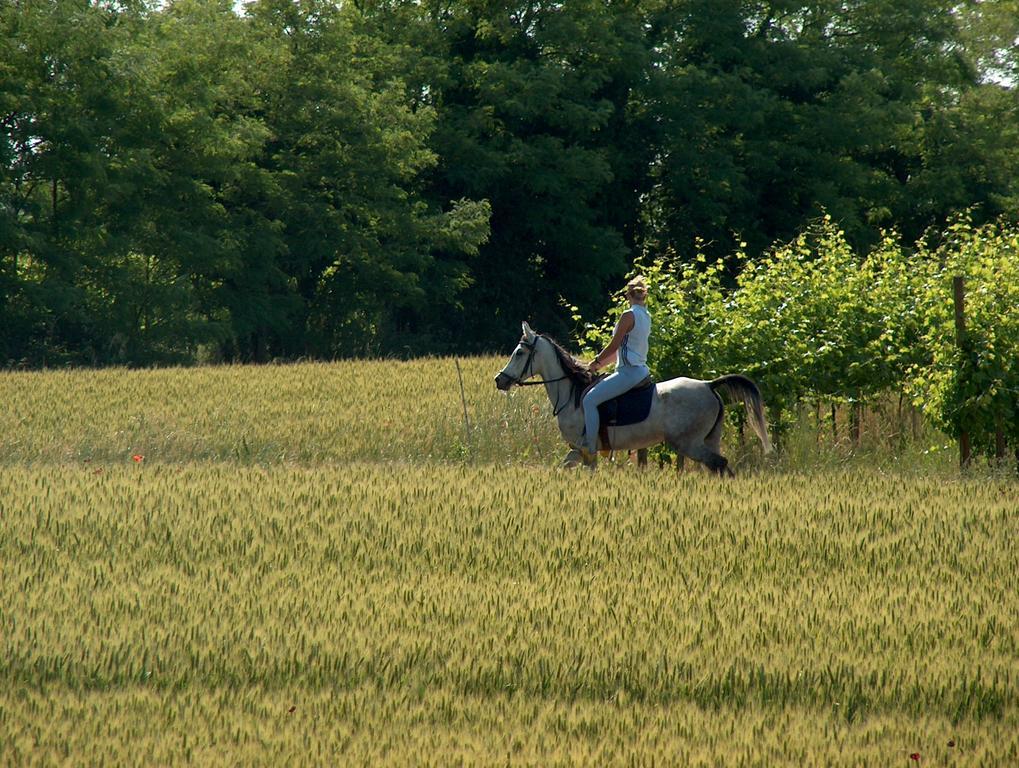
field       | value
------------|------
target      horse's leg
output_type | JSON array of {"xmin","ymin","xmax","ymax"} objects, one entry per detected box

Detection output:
[
  {"xmin": 665, "ymin": 438, "xmax": 692, "ymax": 473},
  {"xmin": 578, "ymin": 447, "xmax": 598, "ymax": 470},
  {"xmin": 704, "ymin": 428, "xmax": 734, "ymax": 476},
  {"xmin": 698, "ymin": 394, "xmax": 734, "ymax": 477},
  {"xmin": 685, "ymin": 443, "xmax": 732, "ymax": 477},
  {"xmin": 668, "ymin": 432, "xmax": 729, "ymax": 477},
  {"xmin": 564, "ymin": 448, "xmax": 601, "ymax": 471},
  {"xmin": 561, "ymin": 447, "xmax": 582, "ymax": 469}
]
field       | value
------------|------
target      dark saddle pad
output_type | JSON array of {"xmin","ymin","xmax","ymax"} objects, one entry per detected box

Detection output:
[{"xmin": 596, "ymin": 376, "xmax": 655, "ymax": 428}]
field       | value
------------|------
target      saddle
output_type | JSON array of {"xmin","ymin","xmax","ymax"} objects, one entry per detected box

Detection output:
[{"xmin": 585, "ymin": 376, "xmax": 655, "ymax": 450}]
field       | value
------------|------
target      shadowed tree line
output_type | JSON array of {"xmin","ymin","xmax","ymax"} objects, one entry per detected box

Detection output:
[{"xmin": 2, "ymin": 0, "xmax": 1017, "ymax": 365}]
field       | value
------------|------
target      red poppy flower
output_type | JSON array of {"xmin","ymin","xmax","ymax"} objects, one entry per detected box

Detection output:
[
  {"xmin": 132, "ymin": 454, "xmax": 144, "ymax": 463},
  {"xmin": 909, "ymin": 753, "xmax": 920, "ymax": 761}
]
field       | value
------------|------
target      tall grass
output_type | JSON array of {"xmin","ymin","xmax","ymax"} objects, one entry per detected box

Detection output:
[
  {"xmin": 0, "ymin": 358, "xmax": 966, "ymax": 473},
  {"xmin": 0, "ymin": 358, "xmax": 563, "ymax": 466},
  {"xmin": 1, "ymin": 464, "xmax": 1016, "ymax": 764},
  {"xmin": 1, "ymin": 359, "xmax": 1015, "ymax": 765}
]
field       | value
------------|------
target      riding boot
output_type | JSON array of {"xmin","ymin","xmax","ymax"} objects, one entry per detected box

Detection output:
[{"xmin": 578, "ymin": 430, "xmax": 598, "ymax": 463}]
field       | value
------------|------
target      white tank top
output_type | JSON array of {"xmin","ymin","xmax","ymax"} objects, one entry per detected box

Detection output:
[{"xmin": 617, "ymin": 304, "xmax": 651, "ymax": 368}]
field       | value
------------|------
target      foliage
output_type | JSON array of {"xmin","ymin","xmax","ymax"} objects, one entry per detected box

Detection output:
[
  {"xmin": 569, "ymin": 243, "xmax": 728, "ymax": 385},
  {"xmin": 636, "ymin": 0, "xmax": 1004, "ymax": 258},
  {"xmin": 246, "ymin": 0, "xmax": 491, "ymax": 358},
  {"xmin": 2, "ymin": 0, "xmax": 1018, "ymax": 363},
  {"xmin": 908, "ymin": 218, "xmax": 1019, "ymax": 454},
  {"xmin": 578, "ymin": 215, "xmax": 1018, "ymax": 459},
  {"xmin": 0, "ymin": 0, "xmax": 489, "ymax": 364},
  {"xmin": 351, "ymin": 0, "xmax": 650, "ymax": 347}
]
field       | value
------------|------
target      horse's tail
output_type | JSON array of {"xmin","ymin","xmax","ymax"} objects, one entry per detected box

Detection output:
[{"xmin": 709, "ymin": 375, "xmax": 773, "ymax": 454}]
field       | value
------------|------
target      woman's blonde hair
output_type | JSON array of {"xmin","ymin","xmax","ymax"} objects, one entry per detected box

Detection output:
[{"xmin": 625, "ymin": 275, "xmax": 648, "ymax": 299}]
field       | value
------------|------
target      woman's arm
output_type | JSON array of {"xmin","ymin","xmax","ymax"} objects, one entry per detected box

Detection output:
[{"xmin": 589, "ymin": 311, "xmax": 635, "ymax": 371}]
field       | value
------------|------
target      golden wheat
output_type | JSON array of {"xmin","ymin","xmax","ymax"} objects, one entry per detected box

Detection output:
[
  {"xmin": 0, "ymin": 360, "xmax": 1015, "ymax": 765},
  {"xmin": 0, "ymin": 358, "xmax": 563, "ymax": 466},
  {"xmin": 1, "ymin": 461, "xmax": 1017, "ymax": 765}
]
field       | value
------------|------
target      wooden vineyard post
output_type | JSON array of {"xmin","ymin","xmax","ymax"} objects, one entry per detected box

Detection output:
[
  {"xmin": 850, "ymin": 401, "xmax": 862, "ymax": 448},
  {"xmin": 953, "ymin": 276, "xmax": 971, "ymax": 468},
  {"xmin": 455, "ymin": 359, "xmax": 471, "ymax": 452}
]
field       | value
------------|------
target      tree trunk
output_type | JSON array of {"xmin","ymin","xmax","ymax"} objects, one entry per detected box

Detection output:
[
  {"xmin": 849, "ymin": 401, "xmax": 862, "ymax": 447},
  {"xmin": 896, "ymin": 392, "xmax": 904, "ymax": 447}
]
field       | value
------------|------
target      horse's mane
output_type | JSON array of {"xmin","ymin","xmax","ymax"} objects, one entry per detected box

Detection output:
[{"xmin": 532, "ymin": 334, "xmax": 599, "ymax": 406}]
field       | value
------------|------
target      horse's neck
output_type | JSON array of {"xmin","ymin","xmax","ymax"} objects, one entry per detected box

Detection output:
[{"xmin": 537, "ymin": 345, "xmax": 579, "ymax": 416}]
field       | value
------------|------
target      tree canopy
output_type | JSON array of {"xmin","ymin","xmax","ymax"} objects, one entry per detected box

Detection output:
[{"xmin": 2, "ymin": 0, "xmax": 1017, "ymax": 364}]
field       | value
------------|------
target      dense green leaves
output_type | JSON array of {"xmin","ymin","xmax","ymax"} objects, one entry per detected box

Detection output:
[
  {"xmin": 1, "ymin": 0, "xmax": 1016, "ymax": 367},
  {"xmin": 1, "ymin": 0, "xmax": 489, "ymax": 363},
  {"xmin": 909, "ymin": 219, "xmax": 1019, "ymax": 456},
  {"xmin": 579, "ymin": 215, "xmax": 1018, "ymax": 459}
]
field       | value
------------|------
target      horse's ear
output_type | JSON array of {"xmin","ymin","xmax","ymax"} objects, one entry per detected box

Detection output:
[{"xmin": 521, "ymin": 321, "xmax": 536, "ymax": 342}]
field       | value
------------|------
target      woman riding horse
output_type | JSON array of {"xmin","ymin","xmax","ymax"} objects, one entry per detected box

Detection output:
[
  {"xmin": 494, "ymin": 288, "xmax": 772, "ymax": 472},
  {"xmin": 581, "ymin": 276, "xmax": 651, "ymax": 461}
]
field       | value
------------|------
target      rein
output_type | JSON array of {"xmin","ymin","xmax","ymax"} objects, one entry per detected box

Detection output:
[{"xmin": 507, "ymin": 337, "xmax": 576, "ymax": 416}]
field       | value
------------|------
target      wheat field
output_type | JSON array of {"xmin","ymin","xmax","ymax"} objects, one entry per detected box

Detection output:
[
  {"xmin": 1, "ymin": 359, "xmax": 1016, "ymax": 766},
  {"xmin": 0, "ymin": 358, "xmax": 560, "ymax": 466}
]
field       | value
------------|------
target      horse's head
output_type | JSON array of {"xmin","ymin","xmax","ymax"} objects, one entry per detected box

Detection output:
[{"xmin": 494, "ymin": 322, "xmax": 541, "ymax": 390}]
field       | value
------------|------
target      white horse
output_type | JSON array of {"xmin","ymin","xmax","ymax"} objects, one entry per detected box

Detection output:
[{"xmin": 495, "ymin": 322, "xmax": 772, "ymax": 473}]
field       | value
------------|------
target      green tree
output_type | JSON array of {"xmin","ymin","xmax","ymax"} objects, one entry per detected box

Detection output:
[
  {"xmin": 0, "ymin": 0, "xmax": 156, "ymax": 364},
  {"xmin": 100, "ymin": 0, "xmax": 285, "ymax": 362},
  {"xmin": 642, "ymin": 0, "xmax": 973, "ymax": 262},
  {"xmin": 353, "ymin": 0, "xmax": 663, "ymax": 348},
  {"xmin": 248, "ymin": 0, "xmax": 490, "ymax": 357}
]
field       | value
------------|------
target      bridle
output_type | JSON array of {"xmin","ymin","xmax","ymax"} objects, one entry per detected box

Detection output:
[
  {"xmin": 504, "ymin": 336, "xmax": 568, "ymax": 387},
  {"xmin": 502, "ymin": 335, "xmax": 574, "ymax": 416}
]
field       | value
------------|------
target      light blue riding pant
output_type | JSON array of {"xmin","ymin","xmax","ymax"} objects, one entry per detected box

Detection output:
[{"xmin": 582, "ymin": 364, "xmax": 650, "ymax": 452}]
